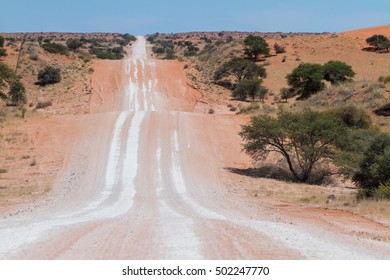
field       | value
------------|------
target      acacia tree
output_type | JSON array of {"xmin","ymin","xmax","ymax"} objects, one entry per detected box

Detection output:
[
  {"xmin": 323, "ymin": 61, "xmax": 355, "ymax": 84},
  {"xmin": 244, "ymin": 35, "xmax": 270, "ymax": 61},
  {"xmin": 286, "ymin": 63, "xmax": 324, "ymax": 99},
  {"xmin": 240, "ymin": 111, "xmax": 346, "ymax": 183},
  {"xmin": 366, "ymin": 34, "xmax": 390, "ymax": 52},
  {"xmin": 214, "ymin": 57, "xmax": 266, "ymax": 84},
  {"xmin": 233, "ymin": 78, "xmax": 261, "ymax": 101}
]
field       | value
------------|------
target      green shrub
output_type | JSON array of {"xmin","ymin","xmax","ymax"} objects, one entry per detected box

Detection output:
[
  {"xmin": 328, "ymin": 105, "xmax": 372, "ymax": 129},
  {"xmin": 374, "ymin": 182, "xmax": 390, "ymax": 200},
  {"xmin": 41, "ymin": 43, "xmax": 68, "ymax": 55},
  {"xmin": 0, "ymin": 35, "xmax": 4, "ymax": 48},
  {"xmin": 353, "ymin": 134, "xmax": 390, "ymax": 198},
  {"xmin": 8, "ymin": 80, "xmax": 26, "ymax": 105},
  {"xmin": 238, "ymin": 103, "xmax": 260, "ymax": 114},
  {"xmin": 37, "ymin": 66, "xmax": 61, "ymax": 86}
]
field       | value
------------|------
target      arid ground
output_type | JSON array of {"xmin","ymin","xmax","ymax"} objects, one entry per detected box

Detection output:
[{"xmin": 1, "ymin": 30, "xmax": 390, "ymax": 259}]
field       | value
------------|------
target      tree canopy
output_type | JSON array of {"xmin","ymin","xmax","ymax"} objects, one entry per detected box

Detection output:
[
  {"xmin": 322, "ymin": 61, "xmax": 356, "ymax": 84},
  {"xmin": 243, "ymin": 35, "xmax": 270, "ymax": 61},
  {"xmin": 233, "ymin": 78, "xmax": 261, "ymax": 101},
  {"xmin": 0, "ymin": 35, "xmax": 5, "ymax": 48},
  {"xmin": 214, "ymin": 57, "xmax": 266, "ymax": 84},
  {"xmin": 366, "ymin": 34, "xmax": 390, "ymax": 52},
  {"xmin": 286, "ymin": 63, "xmax": 324, "ymax": 100},
  {"xmin": 240, "ymin": 111, "xmax": 346, "ymax": 183}
]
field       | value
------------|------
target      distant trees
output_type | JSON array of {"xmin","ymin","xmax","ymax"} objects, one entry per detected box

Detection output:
[
  {"xmin": 366, "ymin": 34, "xmax": 390, "ymax": 52},
  {"xmin": 214, "ymin": 57, "xmax": 266, "ymax": 84},
  {"xmin": 37, "ymin": 66, "xmax": 61, "ymax": 86},
  {"xmin": 244, "ymin": 35, "xmax": 270, "ymax": 61},
  {"xmin": 0, "ymin": 35, "xmax": 4, "ymax": 47},
  {"xmin": 214, "ymin": 57, "xmax": 268, "ymax": 102},
  {"xmin": 240, "ymin": 110, "xmax": 346, "ymax": 183}
]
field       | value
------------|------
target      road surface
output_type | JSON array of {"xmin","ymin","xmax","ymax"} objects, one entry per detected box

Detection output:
[{"xmin": 1, "ymin": 37, "xmax": 390, "ymax": 259}]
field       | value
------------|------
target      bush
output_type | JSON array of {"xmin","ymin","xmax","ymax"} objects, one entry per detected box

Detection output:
[
  {"xmin": 328, "ymin": 105, "xmax": 372, "ymax": 129},
  {"xmin": 8, "ymin": 80, "xmax": 26, "ymax": 105},
  {"xmin": 36, "ymin": 100, "xmax": 53, "ymax": 109},
  {"xmin": 0, "ymin": 35, "xmax": 4, "ymax": 48},
  {"xmin": 37, "ymin": 66, "xmax": 61, "ymax": 86},
  {"xmin": 66, "ymin": 38, "xmax": 83, "ymax": 52},
  {"xmin": 29, "ymin": 53, "xmax": 39, "ymax": 61},
  {"xmin": 372, "ymin": 182, "xmax": 390, "ymax": 200},
  {"xmin": 274, "ymin": 43, "xmax": 285, "ymax": 54},
  {"xmin": 41, "ymin": 43, "xmax": 68, "ymax": 55},
  {"xmin": 353, "ymin": 134, "xmax": 390, "ymax": 198},
  {"xmin": 378, "ymin": 76, "xmax": 390, "ymax": 84},
  {"xmin": 238, "ymin": 103, "xmax": 260, "ymax": 114},
  {"xmin": 0, "ymin": 48, "xmax": 7, "ymax": 57}
]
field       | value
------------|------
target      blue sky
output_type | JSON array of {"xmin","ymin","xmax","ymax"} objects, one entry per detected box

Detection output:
[{"xmin": 1, "ymin": 0, "xmax": 389, "ymax": 34}]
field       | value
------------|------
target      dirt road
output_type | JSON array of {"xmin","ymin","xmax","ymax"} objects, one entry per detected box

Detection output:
[{"xmin": 1, "ymin": 37, "xmax": 390, "ymax": 259}]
